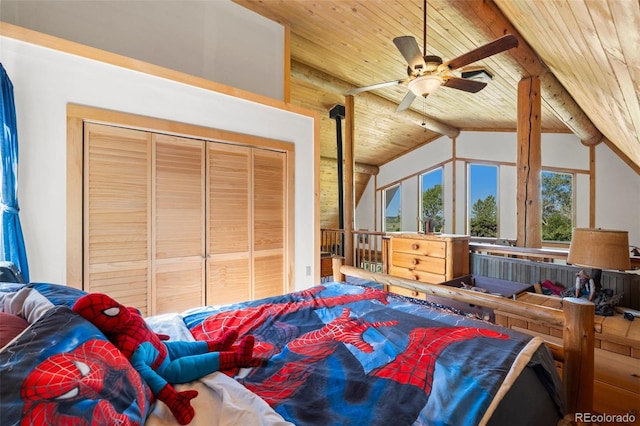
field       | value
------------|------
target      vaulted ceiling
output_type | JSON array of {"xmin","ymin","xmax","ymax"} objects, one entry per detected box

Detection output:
[{"xmin": 232, "ymin": 0, "xmax": 640, "ymax": 228}]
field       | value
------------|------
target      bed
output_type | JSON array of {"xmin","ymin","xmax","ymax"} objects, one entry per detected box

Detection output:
[{"xmin": 0, "ymin": 261, "xmax": 594, "ymax": 426}]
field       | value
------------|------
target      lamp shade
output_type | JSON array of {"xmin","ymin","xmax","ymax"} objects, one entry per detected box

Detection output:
[
  {"xmin": 567, "ymin": 228, "xmax": 630, "ymax": 271},
  {"xmin": 408, "ymin": 75, "xmax": 443, "ymax": 97}
]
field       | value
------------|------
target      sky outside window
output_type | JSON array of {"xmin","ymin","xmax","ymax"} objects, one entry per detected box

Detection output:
[{"xmin": 469, "ymin": 164, "xmax": 498, "ymax": 206}]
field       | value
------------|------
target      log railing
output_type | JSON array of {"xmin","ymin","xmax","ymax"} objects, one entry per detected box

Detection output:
[
  {"xmin": 353, "ymin": 230, "xmax": 388, "ymax": 274},
  {"xmin": 321, "ymin": 228, "xmax": 388, "ymax": 273},
  {"xmin": 321, "ymin": 228, "xmax": 344, "ymax": 257}
]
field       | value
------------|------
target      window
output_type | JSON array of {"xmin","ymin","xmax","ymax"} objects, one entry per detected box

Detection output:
[
  {"xmin": 541, "ymin": 170, "xmax": 573, "ymax": 242},
  {"xmin": 384, "ymin": 184, "xmax": 401, "ymax": 232},
  {"xmin": 420, "ymin": 168, "xmax": 443, "ymax": 232},
  {"xmin": 468, "ymin": 164, "xmax": 498, "ymax": 237}
]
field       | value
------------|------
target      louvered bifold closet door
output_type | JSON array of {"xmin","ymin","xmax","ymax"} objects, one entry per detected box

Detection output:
[
  {"xmin": 253, "ymin": 149, "xmax": 286, "ymax": 299},
  {"xmin": 84, "ymin": 123, "xmax": 152, "ymax": 314},
  {"xmin": 153, "ymin": 134, "xmax": 206, "ymax": 314},
  {"xmin": 207, "ymin": 143, "xmax": 251, "ymax": 305}
]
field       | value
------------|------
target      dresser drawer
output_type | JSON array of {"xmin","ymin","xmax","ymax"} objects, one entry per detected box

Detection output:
[
  {"xmin": 389, "ymin": 265, "xmax": 446, "ymax": 284},
  {"xmin": 392, "ymin": 238, "xmax": 446, "ymax": 257},
  {"xmin": 386, "ymin": 284, "xmax": 427, "ymax": 300},
  {"xmin": 391, "ymin": 252, "xmax": 446, "ymax": 274}
]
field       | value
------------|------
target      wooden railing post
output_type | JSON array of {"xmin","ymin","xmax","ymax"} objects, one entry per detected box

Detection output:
[
  {"xmin": 562, "ymin": 297, "xmax": 594, "ymax": 416},
  {"xmin": 332, "ymin": 256, "xmax": 345, "ymax": 282},
  {"xmin": 381, "ymin": 236, "xmax": 389, "ymax": 274}
]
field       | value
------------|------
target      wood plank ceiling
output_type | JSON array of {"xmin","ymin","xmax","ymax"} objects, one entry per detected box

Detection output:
[{"xmin": 232, "ymin": 0, "xmax": 640, "ymax": 228}]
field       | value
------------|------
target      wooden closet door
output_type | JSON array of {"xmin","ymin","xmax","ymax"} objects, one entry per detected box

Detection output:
[
  {"xmin": 207, "ymin": 143, "xmax": 251, "ymax": 305},
  {"xmin": 253, "ymin": 149, "xmax": 286, "ymax": 299},
  {"xmin": 153, "ymin": 134, "xmax": 205, "ymax": 314},
  {"xmin": 84, "ymin": 123, "xmax": 152, "ymax": 314}
]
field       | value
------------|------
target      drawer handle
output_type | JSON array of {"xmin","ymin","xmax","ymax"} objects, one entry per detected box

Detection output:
[
  {"xmin": 411, "ymin": 243, "xmax": 419, "ymax": 250},
  {"xmin": 412, "ymin": 274, "xmax": 419, "ymax": 280},
  {"xmin": 411, "ymin": 258, "xmax": 419, "ymax": 265},
  {"xmin": 412, "ymin": 291, "xmax": 419, "ymax": 297}
]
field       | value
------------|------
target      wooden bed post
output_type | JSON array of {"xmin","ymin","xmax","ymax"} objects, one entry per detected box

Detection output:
[
  {"xmin": 562, "ymin": 297, "xmax": 594, "ymax": 416},
  {"xmin": 332, "ymin": 256, "xmax": 345, "ymax": 282}
]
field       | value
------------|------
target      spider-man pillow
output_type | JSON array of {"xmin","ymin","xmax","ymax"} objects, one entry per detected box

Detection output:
[{"xmin": 0, "ymin": 305, "xmax": 153, "ymax": 425}]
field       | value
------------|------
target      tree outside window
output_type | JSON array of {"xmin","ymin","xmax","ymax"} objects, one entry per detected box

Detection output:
[
  {"xmin": 421, "ymin": 168, "xmax": 443, "ymax": 232},
  {"xmin": 468, "ymin": 164, "xmax": 498, "ymax": 237},
  {"xmin": 384, "ymin": 185, "xmax": 401, "ymax": 232},
  {"xmin": 541, "ymin": 171, "xmax": 573, "ymax": 242}
]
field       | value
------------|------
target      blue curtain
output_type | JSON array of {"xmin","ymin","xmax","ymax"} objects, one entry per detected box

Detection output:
[{"xmin": 1, "ymin": 63, "xmax": 29, "ymax": 282}]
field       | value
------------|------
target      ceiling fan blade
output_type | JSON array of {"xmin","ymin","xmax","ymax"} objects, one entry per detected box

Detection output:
[
  {"xmin": 393, "ymin": 36, "xmax": 426, "ymax": 71},
  {"xmin": 443, "ymin": 77, "xmax": 487, "ymax": 93},
  {"xmin": 396, "ymin": 90, "xmax": 417, "ymax": 112},
  {"xmin": 443, "ymin": 34, "xmax": 518, "ymax": 71},
  {"xmin": 345, "ymin": 79, "xmax": 404, "ymax": 95}
]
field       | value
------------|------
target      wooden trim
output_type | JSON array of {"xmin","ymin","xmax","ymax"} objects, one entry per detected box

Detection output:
[
  {"xmin": 66, "ymin": 115, "xmax": 84, "ymax": 289},
  {"xmin": 451, "ymin": 137, "xmax": 457, "ymax": 234},
  {"xmin": 313, "ymin": 108, "xmax": 322, "ymax": 284},
  {"xmin": 67, "ymin": 104, "xmax": 292, "ymax": 152},
  {"xmin": 286, "ymin": 148, "xmax": 296, "ymax": 293},
  {"xmin": 146, "ymin": 133, "xmax": 153, "ymax": 315},
  {"xmin": 373, "ymin": 174, "xmax": 378, "ymax": 232}
]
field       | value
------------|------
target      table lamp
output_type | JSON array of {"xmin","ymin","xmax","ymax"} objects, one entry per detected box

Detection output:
[{"xmin": 567, "ymin": 228, "xmax": 631, "ymax": 287}]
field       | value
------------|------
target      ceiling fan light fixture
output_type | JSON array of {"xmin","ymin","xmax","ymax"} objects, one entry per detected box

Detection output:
[{"xmin": 408, "ymin": 75, "xmax": 442, "ymax": 97}]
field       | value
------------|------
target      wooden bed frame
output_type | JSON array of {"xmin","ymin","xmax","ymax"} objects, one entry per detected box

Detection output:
[{"xmin": 332, "ymin": 258, "xmax": 595, "ymax": 419}]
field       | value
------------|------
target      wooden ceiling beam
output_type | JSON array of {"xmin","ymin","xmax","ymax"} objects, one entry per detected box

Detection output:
[
  {"xmin": 291, "ymin": 60, "xmax": 460, "ymax": 138},
  {"xmin": 459, "ymin": 0, "xmax": 602, "ymax": 146}
]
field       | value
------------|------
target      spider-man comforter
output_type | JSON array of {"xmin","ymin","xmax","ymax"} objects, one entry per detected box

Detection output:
[
  {"xmin": 0, "ymin": 283, "xmax": 153, "ymax": 426},
  {"xmin": 182, "ymin": 282, "xmax": 564, "ymax": 426},
  {"xmin": 1, "ymin": 282, "xmax": 563, "ymax": 426}
]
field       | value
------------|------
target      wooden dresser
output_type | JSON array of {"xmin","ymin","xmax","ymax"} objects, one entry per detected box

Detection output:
[{"xmin": 387, "ymin": 233, "xmax": 470, "ymax": 298}]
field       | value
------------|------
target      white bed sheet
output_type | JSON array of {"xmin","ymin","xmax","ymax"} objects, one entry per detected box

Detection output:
[{"xmin": 144, "ymin": 313, "xmax": 293, "ymax": 426}]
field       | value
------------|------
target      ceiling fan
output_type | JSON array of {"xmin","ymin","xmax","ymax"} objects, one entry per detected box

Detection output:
[{"xmin": 345, "ymin": 0, "xmax": 519, "ymax": 112}]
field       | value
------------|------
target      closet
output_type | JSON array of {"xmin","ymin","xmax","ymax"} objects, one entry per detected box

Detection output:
[{"xmin": 83, "ymin": 122, "xmax": 289, "ymax": 315}]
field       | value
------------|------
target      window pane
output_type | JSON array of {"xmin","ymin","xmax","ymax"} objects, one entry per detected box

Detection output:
[
  {"xmin": 541, "ymin": 171, "xmax": 573, "ymax": 242},
  {"xmin": 420, "ymin": 168, "xmax": 443, "ymax": 232},
  {"xmin": 384, "ymin": 185, "xmax": 401, "ymax": 232},
  {"xmin": 468, "ymin": 164, "xmax": 498, "ymax": 237}
]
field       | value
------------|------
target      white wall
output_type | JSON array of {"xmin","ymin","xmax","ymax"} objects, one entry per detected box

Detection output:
[
  {"xmin": 356, "ymin": 131, "xmax": 640, "ymax": 247},
  {"xmin": 595, "ymin": 144, "xmax": 640, "ymax": 238},
  {"xmin": 1, "ymin": 35, "xmax": 316, "ymax": 290},
  {"xmin": 0, "ymin": 0, "xmax": 285, "ymax": 100}
]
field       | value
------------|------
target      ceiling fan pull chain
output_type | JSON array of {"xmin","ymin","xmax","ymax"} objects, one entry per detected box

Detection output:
[{"xmin": 422, "ymin": 96, "xmax": 427, "ymax": 128}]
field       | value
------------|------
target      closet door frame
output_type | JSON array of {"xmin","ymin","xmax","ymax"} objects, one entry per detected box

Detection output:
[{"xmin": 67, "ymin": 104, "xmax": 295, "ymax": 299}]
